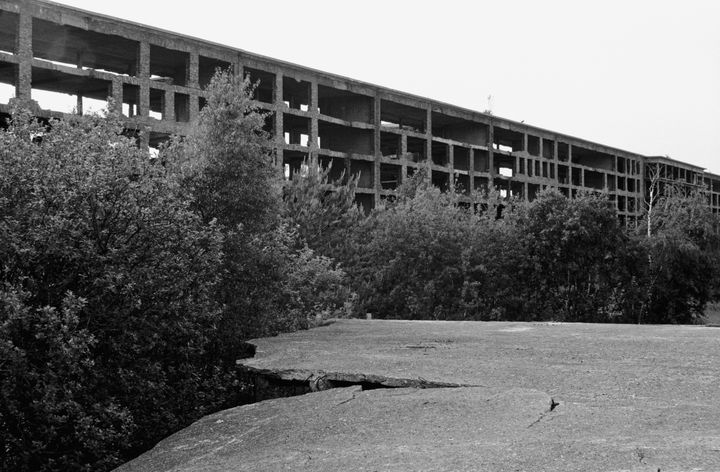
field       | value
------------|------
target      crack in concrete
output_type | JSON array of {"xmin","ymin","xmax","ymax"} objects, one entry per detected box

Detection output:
[
  {"xmin": 237, "ymin": 343, "xmax": 485, "ymax": 402},
  {"xmin": 238, "ymin": 364, "xmax": 485, "ymax": 392},
  {"xmin": 527, "ymin": 397, "xmax": 560, "ymax": 428}
]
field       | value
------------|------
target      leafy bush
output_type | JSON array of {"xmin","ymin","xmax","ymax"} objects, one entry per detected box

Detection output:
[
  {"xmin": 0, "ymin": 71, "xmax": 353, "ymax": 471},
  {"xmin": 169, "ymin": 72, "xmax": 352, "ymax": 344},
  {"xmin": 1, "ymin": 289, "xmax": 132, "ymax": 471},
  {"xmin": 515, "ymin": 190, "xmax": 637, "ymax": 322},
  {"xmin": 344, "ymin": 172, "xmax": 523, "ymax": 320},
  {"xmin": 281, "ymin": 158, "xmax": 361, "ymax": 260},
  {"xmin": 637, "ymin": 187, "xmax": 720, "ymax": 323},
  {"xmin": 0, "ymin": 107, "xmax": 227, "ymax": 469}
]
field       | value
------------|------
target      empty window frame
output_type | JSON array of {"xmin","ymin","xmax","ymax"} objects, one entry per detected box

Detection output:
[
  {"xmin": 431, "ymin": 111, "xmax": 488, "ymax": 145},
  {"xmin": 495, "ymin": 154, "xmax": 515, "ymax": 177},
  {"xmin": 32, "ymin": 18, "xmax": 139, "ymax": 76},
  {"xmin": 542, "ymin": 139, "xmax": 555, "ymax": 159},
  {"xmin": 31, "ymin": 66, "xmax": 110, "ymax": 113},
  {"xmin": 283, "ymin": 114, "xmax": 311, "ymax": 146},
  {"xmin": 318, "ymin": 121, "xmax": 374, "ymax": 154},
  {"xmin": 527, "ymin": 135, "xmax": 540, "ymax": 156},
  {"xmin": 319, "ymin": 85, "xmax": 373, "ymax": 123},
  {"xmin": 431, "ymin": 141, "xmax": 449, "ymax": 166},
  {"xmin": 381, "ymin": 131, "xmax": 401, "ymax": 158},
  {"xmin": 380, "ymin": 163, "xmax": 402, "ymax": 190},
  {"xmin": 493, "ymin": 127, "xmax": 523, "ymax": 153},
  {"xmin": 454, "ymin": 146, "xmax": 470, "ymax": 171},
  {"xmin": 0, "ymin": 62, "xmax": 16, "ymax": 103},
  {"xmin": 245, "ymin": 67, "xmax": 275, "ymax": 103},
  {"xmin": 406, "ymin": 136, "xmax": 427, "ymax": 162},
  {"xmin": 432, "ymin": 171, "xmax": 450, "ymax": 190},
  {"xmin": 350, "ymin": 159, "xmax": 374, "ymax": 188},
  {"xmin": 572, "ymin": 145, "xmax": 614, "ymax": 171},
  {"xmin": 557, "ymin": 141, "xmax": 570, "ymax": 162},
  {"xmin": 284, "ymin": 76, "xmax": 311, "ymax": 111},
  {"xmin": 0, "ymin": 11, "xmax": 18, "ymax": 54},
  {"xmin": 199, "ymin": 56, "xmax": 232, "ymax": 89},
  {"xmin": 381, "ymin": 99, "xmax": 425, "ymax": 133},
  {"xmin": 456, "ymin": 173, "xmax": 470, "ymax": 195},
  {"xmin": 149, "ymin": 88, "xmax": 164, "ymax": 120},
  {"xmin": 474, "ymin": 150, "xmax": 489, "ymax": 172},
  {"xmin": 150, "ymin": 45, "xmax": 188, "ymax": 86}
]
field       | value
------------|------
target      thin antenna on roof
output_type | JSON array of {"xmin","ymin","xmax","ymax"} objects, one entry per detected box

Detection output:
[{"xmin": 485, "ymin": 94, "xmax": 493, "ymax": 115}]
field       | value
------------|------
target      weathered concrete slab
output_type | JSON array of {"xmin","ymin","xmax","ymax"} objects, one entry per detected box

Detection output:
[{"xmin": 118, "ymin": 320, "xmax": 720, "ymax": 471}]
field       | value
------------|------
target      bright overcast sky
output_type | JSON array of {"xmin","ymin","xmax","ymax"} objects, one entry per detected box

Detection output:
[{"xmin": 53, "ymin": 0, "xmax": 720, "ymax": 173}]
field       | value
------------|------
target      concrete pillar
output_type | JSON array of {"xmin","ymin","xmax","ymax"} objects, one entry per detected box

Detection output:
[
  {"xmin": 188, "ymin": 53, "xmax": 199, "ymax": 89},
  {"xmin": 189, "ymin": 94, "xmax": 199, "ymax": 122},
  {"xmin": 15, "ymin": 11, "xmax": 32, "ymax": 100},
  {"xmin": 400, "ymin": 134, "xmax": 408, "ymax": 180},
  {"xmin": 137, "ymin": 41, "xmax": 150, "ymax": 117},
  {"xmin": 273, "ymin": 73, "xmax": 285, "ymax": 168},
  {"xmin": 76, "ymin": 93, "xmax": 83, "ymax": 115},
  {"xmin": 309, "ymin": 81, "xmax": 318, "ymax": 154},
  {"xmin": 468, "ymin": 148, "xmax": 475, "ymax": 193},
  {"xmin": 275, "ymin": 73, "xmax": 283, "ymax": 106},
  {"xmin": 488, "ymin": 124, "xmax": 495, "ymax": 181},
  {"xmin": 109, "ymin": 78, "xmax": 123, "ymax": 115},
  {"xmin": 425, "ymin": 108, "xmax": 432, "ymax": 180},
  {"xmin": 164, "ymin": 90, "xmax": 174, "ymax": 122},
  {"xmin": 373, "ymin": 95, "xmax": 381, "ymax": 200}
]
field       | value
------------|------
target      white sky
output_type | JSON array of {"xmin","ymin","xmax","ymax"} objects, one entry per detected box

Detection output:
[{"xmin": 53, "ymin": 0, "xmax": 720, "ymax": 173}]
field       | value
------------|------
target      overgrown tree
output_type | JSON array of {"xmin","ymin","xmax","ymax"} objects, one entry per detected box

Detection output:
[
  {"xmin": 516, "ymin": 189, "xmax": 633, "ymax": 322},
  {"xmin": 345, "ymin": 171, "xmax": 523, "ymax": 320},
  {"xmin": 0, "ymin": 106, "xmax": 226, "ymax": 470},
  {"xmin": 281, "ymin": 158, "xmax": 361, "ymax": 259},
  {"xmin": 638, "ymin": 183, "xmax": 720, "ymax": 323}
]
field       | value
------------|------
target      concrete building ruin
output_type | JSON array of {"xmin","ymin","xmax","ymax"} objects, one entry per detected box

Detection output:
[{"xmin": 1, "ymin": 0, "xmax": 718, "ymax": 223}]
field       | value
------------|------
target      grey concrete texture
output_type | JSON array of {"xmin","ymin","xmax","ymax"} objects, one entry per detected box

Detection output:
[{"xmin": 118, "ymin": 320, "xmax": 720, "ymax": 471}]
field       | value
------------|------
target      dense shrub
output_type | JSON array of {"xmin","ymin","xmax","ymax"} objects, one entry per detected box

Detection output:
[
  {"xmin": 0, "ymin": 107, "xmax": 226, "ymax": 469},
  {"xmin": 343, "ymin": 172, "xmax": 523, "ymax": 320},
  {"xmin": 281, "ymin": 159, "xmax": 361, "ymax": 260},
  {"xmin": 515, "ymin": 190, "xmax": 638, "ymax": 322},
  {"xmin": 169, "ymin": 71, "xmax": 351, "ymax": 345},
  {"xmin": 1, "ymin": 72, "xmax": 352, "ymax": 471},
  {"xmin": 637, "ymin": 187, "xmax": 720, "ymax": 323}
]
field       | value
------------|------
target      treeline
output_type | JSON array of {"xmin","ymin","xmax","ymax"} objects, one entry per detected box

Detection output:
[
  {"xmin": 2, "ymin": 71, "xmax": 718, "ymax": 471},
  {"xmin": 290, "ymin": 165, "xmax": 720, "ymax": 325}
]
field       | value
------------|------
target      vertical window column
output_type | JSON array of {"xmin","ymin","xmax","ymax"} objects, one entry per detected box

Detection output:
[
  {"xmin": 15, "ymin": 11, "xmax": 32, "ymax": 100},
  {"xmin": 109, "ymin": 77, "xmax": 123, "ymax": 115},
  {"xmin": 164, "ymin": 89, "xmax": 175, "ymax": 122},
  {"xmin": 373, "ymin": 95, "xmax": 382, "ymax": 199},
  {"xmin": 488, "ymin": 126, "xmax": 495, "ymax": 179},
  {"xmin": 469, "ymin": 149, "xmax": 476, "ymax": 193},
  {"xmin": 425, "ymin": 108, "xmax": 432, "ymax": 180},
  {"xmin": 187, "ymin": 52, "xmax": 200, "ymax": 121},
  {"xmin": 309, "ymin": 82, "xmax": 319, "ymax": 156},
  {"xmin": 400, "ymin": 134, "xmax": 408, "ymax": 180},
  {"xmin": 137, "ymin": 41, "xmax": 150, "ymax": 117},
  {"xmin": 274, "ymin": 73, "xmax": 284, "ymax": 168}
]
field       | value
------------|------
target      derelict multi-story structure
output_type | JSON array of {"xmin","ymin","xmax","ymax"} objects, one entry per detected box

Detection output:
[{"xmin": 1, "ymin": 0, "xmax": 718, "ymax": 223}]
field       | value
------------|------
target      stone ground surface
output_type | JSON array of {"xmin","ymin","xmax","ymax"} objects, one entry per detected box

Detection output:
[{"xmin": 117, "ymin": 320, "xmax": 720, "ymax": 472}]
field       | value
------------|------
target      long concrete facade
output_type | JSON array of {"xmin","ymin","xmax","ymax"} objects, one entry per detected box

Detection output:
[{"xmin": 1, "ymin": 0, "xmax": 719, "ymax": 222}]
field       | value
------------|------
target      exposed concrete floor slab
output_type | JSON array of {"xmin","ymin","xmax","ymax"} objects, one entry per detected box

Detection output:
[{"xmin": 117, "ymin": 320, "xmax": 720, "ymax": 471}]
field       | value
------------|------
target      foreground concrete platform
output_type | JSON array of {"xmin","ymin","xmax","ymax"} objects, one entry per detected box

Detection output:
[{"xmin": 117, "ymin": 320, "xmax": 720, "ymax": 471}]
